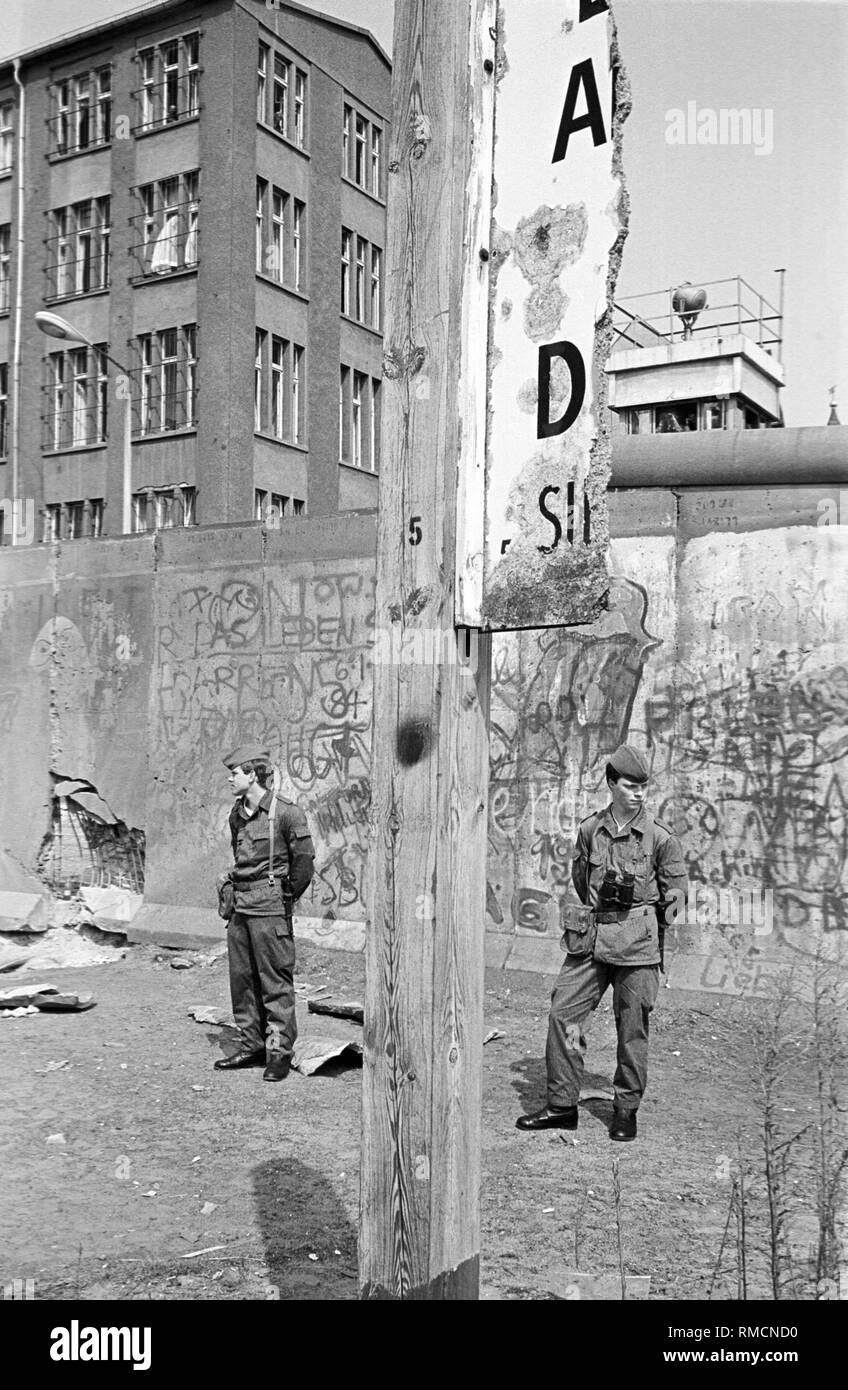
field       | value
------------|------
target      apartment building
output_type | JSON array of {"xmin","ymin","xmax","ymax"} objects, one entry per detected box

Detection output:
[{"xmin": 0, "ymin": 0, "xmax": 389, "ymax": 542}]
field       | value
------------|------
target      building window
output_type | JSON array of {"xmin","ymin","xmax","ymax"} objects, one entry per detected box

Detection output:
[
  {"xmin": 255, "ymin": 329, "xmax": 265, "ymax": 432},
  {"xmin": 341, "ymin": 229, "xmax": 351, "ymax": 314},
  {"xmin": 355, "ymin": 239, "xmax": 366, "ymax": 322},
  {"xmin": 43, "ymin": 498, "xmax": 104, "ymax": 542},
  {"xmin": 339, "ymin": 364, "xmax": 381, "ymax": 471},
  {"xmin": 294, "ymin": 71, "xmax": 306, "ymax": 146},
  {"xmin": 701, "ymin": 400, "xmax": 725, "ymax": 430},
  {"xmin": 0, "ymin": 102, "xmax": 13, "ymax": 175},
  {"xmin": 132, "ymin": 484, "xmax": 196, "ymax": 533},
  {"xmin": 341, "ymin": 227, "xmax": 383, "ymax": 328},
  {"xmin": 49, "ymin": 66, "xmax": 111, "ymax": 156},
  {"xmin": 257, "ymin": 43, "xmax": 268, "ymax": 122},
  {"xmin": 44, "ymin": 344, "xmax": 108, "ymax": 451},
  {"xmin": 256, "ymin": 330, "xmax": 305, "ymax": 443},
  {"xmin": 370, "ymin": 246, "xmax": 382, "ymax": 330},
  {"xmin": 343, "ymin": 102, "xmax": 383, "ymax": 197},
  {"xmin": 256, "ymin": 180, "xmax": 306, "ymax": 291},
  {"xmin": 258, "ymin": 43, "xmax": 307, "ymax": 148},
  {"xmin": 46, "ymin": 197, "xmax": 110, "ymax": 300},
  {"xmin": 44, "ymin": 504, "xmax": 61, "ymax": 542},
  {"xmin": 0, "ymin": 362, "xmax": 8, "ymax": 458},
  {"xmin": 0, "ymin": 224, "xmax": 10, "ymax": 313},
  {"xmin": 131, "ymin": 172, "xmax": 198, "ymax": 278},
  {"xmin": 654, "ymin": 402, "xmax": 697, "ymax": 433},
  {"xmin": 133, "ymin": 324, "xmax": 197, "ymax": 436},
  {"xmin": 273, "ymin": 54, "xmax": 289, "ymax": 137},
  {"xmin": 134, "ymin": 32, "xmax": 200, "ymax": 133}
]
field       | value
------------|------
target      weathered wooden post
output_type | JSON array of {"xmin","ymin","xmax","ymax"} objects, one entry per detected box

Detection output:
[{"xmin": 361, "ymin": 0, "xmax": 627, "ymax": 1300}]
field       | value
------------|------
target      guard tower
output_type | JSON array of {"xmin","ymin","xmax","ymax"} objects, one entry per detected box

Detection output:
[{"xmin": 607, "ymin": 275, "xmax": 785, "ymax": 434}]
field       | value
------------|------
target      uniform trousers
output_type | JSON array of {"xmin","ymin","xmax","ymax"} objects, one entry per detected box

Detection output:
[
  {"xmin": 546, "ymin": 954, "xmax": 660, "ymax": 1112},
  {"xmin": 226, "ymin": 912, "xmax": 296, "ymax": 1057}
]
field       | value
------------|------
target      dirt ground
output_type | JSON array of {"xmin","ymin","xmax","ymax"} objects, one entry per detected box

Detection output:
[{"xmin": 0, "ymin": 936, "xmax": 819, "ymax": 1302}]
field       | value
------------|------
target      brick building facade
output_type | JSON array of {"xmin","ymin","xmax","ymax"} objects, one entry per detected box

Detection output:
[{"xmin": 0, "ymin": 0, "xmax": 389, "ymax": 542}]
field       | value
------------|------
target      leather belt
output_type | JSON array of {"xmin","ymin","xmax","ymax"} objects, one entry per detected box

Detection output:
[{"xmin": 594, "ymin": 903, "xmax": 657, "ymax": 925}]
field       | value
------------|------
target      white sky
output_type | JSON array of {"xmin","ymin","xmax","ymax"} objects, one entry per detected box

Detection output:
[{"xmin": 1, "ymin": 0, "xmax": 844, "ymax": 425}]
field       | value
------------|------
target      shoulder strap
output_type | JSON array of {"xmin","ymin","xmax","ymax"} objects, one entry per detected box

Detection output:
[{"xmin": 267, "ymin": 767, "xmax": 280, "ymax": 887}]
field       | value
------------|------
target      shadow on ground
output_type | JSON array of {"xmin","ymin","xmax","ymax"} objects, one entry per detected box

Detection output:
[{"xmin": 252, "ymin": 1157, "xmax": 358, "ymax": 1299}]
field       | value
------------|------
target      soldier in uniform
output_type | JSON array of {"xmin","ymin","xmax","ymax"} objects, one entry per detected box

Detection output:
[
  {"xmin": 517, "ymin": 744, "xmax": 687, "ymax": 1141},
  {"xmin": 214, "ymin": 743, "xmax": 315, "ymax": 1082}
]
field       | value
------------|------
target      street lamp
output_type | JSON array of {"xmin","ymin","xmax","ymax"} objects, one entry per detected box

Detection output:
[{"xmin": 35, "ymin": 310, "xmax": 133, "ymax": 536}]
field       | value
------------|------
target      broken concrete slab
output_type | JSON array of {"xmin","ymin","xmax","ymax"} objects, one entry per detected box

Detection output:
[
  {"xmin": 0, "ymin": 891, "xmax": 51, "ymax": 934},
  {"xmin": 292, "ymin": 1036, "xmax": 363, "ymax": 1076},
  {"xmin": 188, "ymin": 1005, "xmax": 235, "ymax": 1028},
  {"xmin": 34, "ymin": 992, "xmax": 95, "ymax": 1012},
  {"xmin": 0, "ymin": 943, "xmax": 30, "ymax": 972},
  {"xmin": 79, "ymin": 885, "xmax": 143, "ymax": 932},
  {"xmin": 306, "ymin": 998, "xmax": 364, "ymax": 1025}
]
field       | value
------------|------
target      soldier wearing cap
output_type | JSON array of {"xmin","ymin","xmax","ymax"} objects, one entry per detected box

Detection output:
[
  {"xmin": 517, "ymin": 743, "xmax": 687, "ymax": 1141},
  {"xmin": 215, "ymin": 743, "xmax": 315, "ymax": 1082}
]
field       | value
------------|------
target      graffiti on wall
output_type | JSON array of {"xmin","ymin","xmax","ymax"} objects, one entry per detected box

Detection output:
[
  {"xmin": 487, "ymin": 576, "xmax": 660, "ymax": 934},
  {"xmin": 152, "ymin": 566, "xmax": 375, "ymax": 918},
  {"xmin": 485, "ymin": 556, "xmax": 848, "ymax": 988}
]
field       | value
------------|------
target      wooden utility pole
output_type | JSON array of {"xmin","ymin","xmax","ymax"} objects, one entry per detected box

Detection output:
[
  {"xmin": 360, "ymin": 0, "xmax": 496, "ymax": 1300},
  {"xmin": 360, "ymin": 0, "xmax": 625, "ymax": 1299}
]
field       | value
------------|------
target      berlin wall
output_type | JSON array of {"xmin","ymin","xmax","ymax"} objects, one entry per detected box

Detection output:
[{"xmin": 0, "ymin": 449, "xmax": 846, "ymax": 991}]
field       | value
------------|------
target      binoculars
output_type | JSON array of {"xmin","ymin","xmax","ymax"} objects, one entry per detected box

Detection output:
[{"xmin": 597, "ymin": 868, "xmax": 636, "ymax": 912}]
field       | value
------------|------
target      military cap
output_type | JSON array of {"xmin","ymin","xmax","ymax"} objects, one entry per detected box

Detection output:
[
  {"xmin": 222, "ymin": 743, "xmax": 272, "ymax": 769},
  {"xmin": 607, "ymin": 743, "xmax": 649, "ymax": 783}
]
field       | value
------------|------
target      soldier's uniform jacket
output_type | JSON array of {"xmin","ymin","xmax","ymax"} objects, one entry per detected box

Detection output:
[
  {"xmin": 570, "ymin": 806, "xmax": 687, "ymax": 966},
  {"xmin": 228, "ymin": 791, "xmax": 314, "ymax": 918}
]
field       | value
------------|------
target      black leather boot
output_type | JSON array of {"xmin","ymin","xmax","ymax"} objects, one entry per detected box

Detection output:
[
  {"xmin": 214, "ymin": 1048, "xmax": 266, "ymax": 1071},
  {"xmin": 516, "ymin": 1105, "xmax": 579, "ymax": 1132},
  {"xmin": 610, "ymin": 1107, "xmax": 637, "ymax": 1141},
  {"xmin": 263, "ymin": 1053, "xmax": 292, "ymax": 1082}
]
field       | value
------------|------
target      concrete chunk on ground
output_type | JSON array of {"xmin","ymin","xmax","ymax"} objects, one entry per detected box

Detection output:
[
  {"xmin": 292, "ymin": 1036, "xmax": 363, "ymax": 1076},
  {"xmin": 0, "ymin": 892, "xmax": 51, "ymax": 934},
  {"xmin": 306, "ymin": 997, "xmax": 364, "ymax": 1024},
  {"xmin": 78, "ymin": 886, "xmax": 143, "ymax": 933}
]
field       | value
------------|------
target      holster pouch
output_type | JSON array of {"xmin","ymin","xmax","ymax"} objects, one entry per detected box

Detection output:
[
  {"xmin": 560, "ymin": 902, "xmax": 597, "ymax": 957},
  {"xmin": 217, "ymin": 875, "xmax": 235, "ymax": 922}
]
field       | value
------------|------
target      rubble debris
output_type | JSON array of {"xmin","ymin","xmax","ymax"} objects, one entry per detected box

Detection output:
[
  {"xmin": 483, "ymin": 1028, "xmax": 505, "ymax": 1044},
  {"xmin": 307, "ymin": 997, "xmax": 364, "ymax": 1024},
  {"xmin": 0, "ymin": 943, "xmax": 30, "ymax": 972},
  {"xmin": 183, "ymin": 1245, "xmax": 227, "ymax": 1260},
  {"xmin": 292, "ymin": 1036, "xmax": 363, "ymax": 1076},
  {"xmin": 188, "ymin": 1005, "xmax": 235, "ymax": 1027},
  {"xmin": 0, "ymin": 981, "xmax": 60, "ymax": 1007},
  {"xmin": 36, "ymin": 1059, "xmax": 70, "ymax": 1074},
  {"xmin": 46, "ymin": 1133, "xmax": 67, "ymax": 1145},
  {"xmin": 36, "ymin": 992, "xmax": 96, "ymax": 1012},
  {"xmin": 0, "ymin": 1005, "xmax": 39, "ymax": 1018}
]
